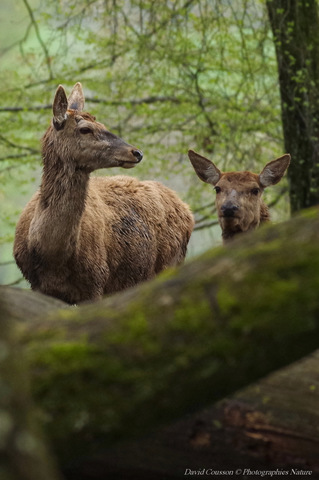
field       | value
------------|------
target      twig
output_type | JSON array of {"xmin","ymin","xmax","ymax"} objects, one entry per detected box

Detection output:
[
  {"xmin": 0, "ymin": 95, "xmax": 187, "ymax": 114},
  {"xmin": 194, "ymin": 220, "xmax": 219, "ymax": 231},
  {"xmin": 4, "ymin": 277, "xmax": 25, "ymax": 287},
  {"xmin": 0, "ymin": 105, "xmax": 51, "ymax": 112},
  {"xmin": 0, "ymin": 134, "xmax": 38, "ymax": 153},
  {"xmin": 0, "ymin": 260, "xmax": 15, "ymax": 266},
  {"xmin": 22, "ymin": 0, "xmax": 53, "ymax": 80},
  {"xmin": 268, "ymin": 186, "xmax": 289, "ymax": 208}
]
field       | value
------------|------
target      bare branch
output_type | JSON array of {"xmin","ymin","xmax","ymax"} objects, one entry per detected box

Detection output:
[
  {"xmin": 87, "ymin": 95, "xmax": 185, "ymax": 106},
  {"xmin": 22, "ymin": 0, "xmax": 53, "ymax": 80},
  {"xmin": 0, "ymin": 154, "xmax": 36, "ymax": 164},
  {"xmin": 268, "ymin": 186, "xmax": 289, "ymax": 208},
  {"xmin": 4, "ymin": 277, "xmax": 25, "ymax": 287},
  {"xmin": 0, "ymin": 134, "xmax": 38, "ymax": 154},
  {"xmin": 0, "ymin": 260, "xmax": 15, "ymax": 266},
  {"xmin": 192, "ymin": 201, "xmax": 216, "ymax": 214},
  {"xmin": 194, "ymin": 220, "xmax": 219, "ymax": 231},
  {"xmin": 0, "ymin": 105, "xmax": 51, "ymax": 113},
  {"xmin": 0, "ymin": 95, "xmax": 187, "ymax": 114}
]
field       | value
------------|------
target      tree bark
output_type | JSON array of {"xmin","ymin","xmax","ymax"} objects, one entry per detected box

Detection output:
[
  {"xmin": 266, "ymin": 0, "xmax": 319, "ymax": 212},
  {"xmin": 2, "ymin": 206, "xmax": 319, "ymax": 476},
  {"xmin": 70, "ymin": 350, "xmax": 319, "ymax": 479}
]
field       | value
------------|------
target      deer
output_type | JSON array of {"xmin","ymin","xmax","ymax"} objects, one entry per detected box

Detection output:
[
  {"xmin": 14, "ymin": 83, "xmax": 194, "ymax": 304},
  {"xmin": 188, "ymin": 149, "xmax": 291, "ymax": 243}
]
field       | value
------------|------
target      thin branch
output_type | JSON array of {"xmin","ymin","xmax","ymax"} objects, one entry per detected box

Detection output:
[
  {"xmin": 0, "ymin": 38, "xmax": 25, "ymax": 57},
  {"xmin": 193, "ymin": 68, "xmax": 218, "ymax": 136},
  {"xmin": 0, "ymin": 95, "xmax": 187, "ymax": 114},
  {"xmin": 0, "ymin": 134, "xmax": 38, "ymax": 154},
  {"xmin": 56, "ymin": 0, "xmax": 99, "ymax": 30},
  {"xmin": 4, "ymin": 277, "xmax": 25, "ymax": 287},
  {"xmin": 0, "ymin": 105, "xmax": 51, "ymax": 113},
  {"xmin": 22, "ymin": 0, "xmax": 53, "ymax": 80},
  {"xmin": 19, "ymin": 22, "xmax": 33, "ymax": 67},
  {"xmin": 192, "ymin": 201, "xmax": 216, "ymax": 214},
  {"xmin": 268, "ymin": 186, "xmax": 289, "ymax": 208},
  {"xmin": 194, "ymin": 219, "xmax": 219, "ymax": 231},
  {"xmin": 143, "ymin": 0, "xmax": 197, "ymax": 39},
  {"xmin": 0, "ymin": 154, "xmax": 37, "ymax": 163},
  {"xmin": 0, "ymin": 260, "xmax": 15, "ymax": 266},
  {"xmin": 87, "ymin": 95, "xmax": 185, "ymax": 106}
]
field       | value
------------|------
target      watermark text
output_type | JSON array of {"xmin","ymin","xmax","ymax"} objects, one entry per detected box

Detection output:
[{"xmin": 184, "ymin": 468, "xmax": 313, "ymax": 477}]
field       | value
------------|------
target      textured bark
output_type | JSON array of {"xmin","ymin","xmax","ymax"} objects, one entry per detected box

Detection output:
[
  {"xmin": 70, "ymin": 351, "xmax": 319, "ymax": 479},
  {"xmin": 2, "ymin": 207, "xmax": 319, "ymax": 477},
  {"xmin": 267, "ymin": 0, "xmax": 319, "ymax": 212}
]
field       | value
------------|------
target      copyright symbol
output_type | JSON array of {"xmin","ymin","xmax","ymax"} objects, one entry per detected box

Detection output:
[{"xmin": 235, "ymin": 469, "xmax": 242, "ymax": 476}]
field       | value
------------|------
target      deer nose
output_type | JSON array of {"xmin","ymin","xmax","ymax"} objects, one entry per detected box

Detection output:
[
  {"xmin": 132, "ymin": 149, "xmax": 143, "ymax": 163},
  {"xmin": 221, "ymin": 202, "xmax": 239, "ymax": 217}
]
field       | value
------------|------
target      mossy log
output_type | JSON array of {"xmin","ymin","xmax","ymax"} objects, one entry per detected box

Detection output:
[
  {"xmin": 0, "ymin": 302, "xmax": 63, "ymax": 480},
  {"xmin": 1, "ymin": 285, "xmax": 67, "ymax": 321},
  {"xmin": 77, "ymin": 350, "xmax": 319, "ymax": 479},
  {"xmin": 2, "ymin": 207, "xmax": 319, "ymax": 478}
]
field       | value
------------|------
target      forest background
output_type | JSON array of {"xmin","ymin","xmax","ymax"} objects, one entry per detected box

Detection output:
[
  {"xmin": 2, "ymin": 1, "xmax": 319, "ymax": 477},
  {"xmin": 0, "ymin": 0, "xmax": 294, "ymax": 286}
]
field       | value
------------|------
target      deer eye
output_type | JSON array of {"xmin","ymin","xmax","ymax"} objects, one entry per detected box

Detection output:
[
  {"xmin": 251, "ymin": 188, "xmax": 260, "ymax": 195},
  {"xmin": 214, "ymin": 186, "xmax": 221, "ymax": 193},
  {"xmin": 79, "ymin": 127, "xmax": 92, "ymax": 134}
]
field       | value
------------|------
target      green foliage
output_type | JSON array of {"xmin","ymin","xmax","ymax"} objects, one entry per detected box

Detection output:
[{"xmin": 0, "ymin": 0, "xmax": 288, "ymax": 284}]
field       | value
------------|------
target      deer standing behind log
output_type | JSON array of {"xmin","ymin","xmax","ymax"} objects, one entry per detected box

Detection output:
[
  {"xmin": 14, "ymin": 83, "xmax": 194, "ymax": 304},
  {"xmin": 188, "ymin": 150, "xmax": 290, "ymax": 243}
]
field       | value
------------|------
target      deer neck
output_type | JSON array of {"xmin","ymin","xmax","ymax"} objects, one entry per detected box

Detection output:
[
  {"xmin": 40, "ymin": 155, "xmax": 89, "ymax": 210},
  {"xmin": 30, "ymin": 152, "xmax": 90, "ymax": 260},
  {"xmin": 222, "ymin": 227, "xmax": 242, "ymax": 243}
]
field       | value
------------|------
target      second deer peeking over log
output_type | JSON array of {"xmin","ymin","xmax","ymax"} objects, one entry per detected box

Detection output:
[
  {"xmin": 14, "ymin": 83, "xmax": 194, "ymax": 304},
  {"xmin": 188, "ymin": 150, "xmax": 290, "ymax": 243}
]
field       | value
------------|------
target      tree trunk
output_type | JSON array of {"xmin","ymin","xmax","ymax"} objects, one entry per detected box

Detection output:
[
  {"xmin": 266, "ymin": 0, "xmax": 319, "ymax": 212},
  {"xmin": 2, "ymin": 206, "xmax": 319, "ymax": 477}
]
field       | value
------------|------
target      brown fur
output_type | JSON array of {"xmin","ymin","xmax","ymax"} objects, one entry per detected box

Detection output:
[
  {"xmin": 214, "ymin": 172, "xmax": 270, "ymax": 242},
  {"xmin": 188, "ymin": 150, "xmax": 291, "ymax": 243},
  {"xmin": 14, "ymin": 84, "xmax": 194, "ymax": 304}
]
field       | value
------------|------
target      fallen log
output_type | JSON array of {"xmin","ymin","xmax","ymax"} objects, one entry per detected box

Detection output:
[
  {"xmin": 1, "ymin": 285, "xmax": 67, "ymax": 321},
  {"xmin": 0, "ymin": 301, "xmax": 63, "ymax": 480},
  {"xmin": 1, "ymin": 207, "xmax": 316, "ymax": 475},
  {"xmin": 71, "ymin": 350, "xmax": 319, "ymax": 479}
]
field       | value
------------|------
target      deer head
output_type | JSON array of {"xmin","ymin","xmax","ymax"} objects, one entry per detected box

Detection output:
[
  {"xmin": 188, "ymin": 149, "xmax": 291, "ymax": 241},
  {"xmin": 47, "ymin": 82, "xmax": 143, "ymax": 172}
]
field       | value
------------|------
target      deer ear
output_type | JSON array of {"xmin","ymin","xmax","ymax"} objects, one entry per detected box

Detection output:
[
  {"xmin": 67, "ymin": 82, "xmax": 85, "ymax": 111},
  {"xmin": 188, "ymin": 149, "xmax": 222, "ymax": 185},
  {"xmin": 53, "ymin": 85, "xmax": 68, "ymax": 130},
  {"xmin": 259, "ymin": 154, "xmax": 291, "ymax": 187}
]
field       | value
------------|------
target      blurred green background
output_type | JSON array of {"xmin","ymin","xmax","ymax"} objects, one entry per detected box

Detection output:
[{"xmin": 0, "ymin": 0, "xmax": 289, "ymax": 287}]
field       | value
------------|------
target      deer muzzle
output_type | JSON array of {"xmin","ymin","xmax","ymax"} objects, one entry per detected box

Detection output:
[
  {"xmin": 221, "ymin": 201, "xmax": 239, "ymax": 218},
  {"xmin": 120, "ymin": 148, "xmax": 143, "ymax": 168},
  {"xmin": 132, "ymin": 149, "xmax": 143, "ymax": 163}
]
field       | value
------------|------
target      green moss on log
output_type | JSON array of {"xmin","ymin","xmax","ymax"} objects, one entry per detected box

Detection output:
[
  {"xmin": 9, "ymin": 207, "xmax": 319, "ymax": 464},
  {"xmin": 0, "ymin": 300, "xmax": 63, "ymax": 480}
]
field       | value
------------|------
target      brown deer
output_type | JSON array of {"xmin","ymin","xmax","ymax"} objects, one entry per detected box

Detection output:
[
  {"xmin": 188, "ymin": 149, "xmax": 291, "ymax": 243},
  {"xmin": 14, "ymin": 83, "xmax": 194, "ymax": 304}
]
